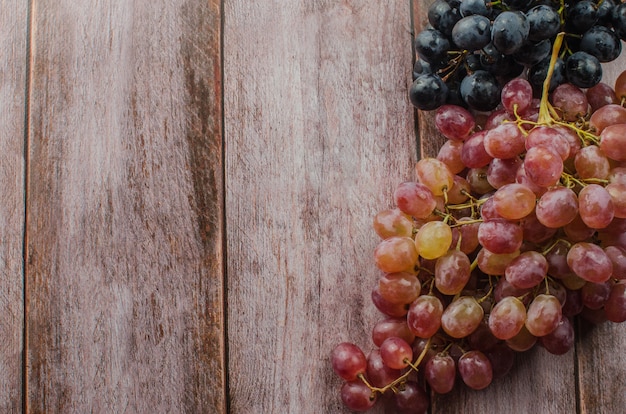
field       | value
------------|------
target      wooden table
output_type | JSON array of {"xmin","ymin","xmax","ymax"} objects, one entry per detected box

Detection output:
[{"xmin": 2, "ymin": 1, "xmax": 624, "ymax": 413}]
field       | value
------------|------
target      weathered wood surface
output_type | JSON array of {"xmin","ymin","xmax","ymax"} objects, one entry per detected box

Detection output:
[
  {"xmin": 26, "ymin": 1, "xmax": 225, "ymax": 412},
  {"xmin": 0, "ymin": 1, "xmax": 27, "ymax": 412},
  {"xmin": 0, "ymin": 0, "xmax": 622, "ymax": 413},
  {"xmin": 223, "ymin": 1, "xmax": 417, "ymax": 412}
]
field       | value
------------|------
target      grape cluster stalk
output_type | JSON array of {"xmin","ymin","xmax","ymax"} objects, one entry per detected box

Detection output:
[{"xmin": 331, "ymin": 1, "xmax": 626, "ymax": 412}]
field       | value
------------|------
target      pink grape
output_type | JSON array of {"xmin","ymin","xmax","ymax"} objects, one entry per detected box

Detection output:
[
  {"xmin": 484, "ymin": 123, "xmax": 526, "ymax": 159},
  {"xmin": 380, "ymin": 337, "xmax": 413, "ymax": 370},
  {"xmin": 374, "ymin": 236, "xmax": 419, "ymax": 273},
  {"xmin": 606, "ymin": 183, "xmax": 626, "ymax": 218},
  {"xmin": 340, "ymin": 381, "xmax": 377, "ymax": 411},
  {"xmin": 506, "ymin": 325, "xmax": 537, "ymax": 352},
  {"xmin": 415, "ymin": 158, "xmax": 454, "ymax": 196},
  {"xmin": 589, "ymin": 104, "xmax": 626, "ymax": 134},
  {"xmin": 539, "ymin": 316, "xmax": 575, "ymax": 355},
  {"xmin": 425, "ymin": 353, "xmax": 456, "ymax": 394},
  {"xmin": 435, "ymin": 104, "xmax": 475, "ymax": 141},
  {"xmin": 600, "ymin": 123, "xmax": 626, "ymax": 161},
  {"xmin": 492, "ymin": 183, "xmax": 536, "ymax": 220},
  {"xmin": 437, "ymin": 140, "xmax": 466, "ymax": 174},
  {"xmin": 372, "ymin": 317, "xmax": 415, "ymax": 347},
  {"xmin": 458, "ymin": 351, "xmax": 493, "ymax": 390},
  {"xmin": 407, "ymin": 295, "xmax": 443, "ymax": 338},
  {"xmin": 605, "ymin": 246, "xmax": 626, "ymax": 280},
  {"xmin": 394, "ymin": 182, "xmax": 437, "ymax": 219},
  {"xmin": 373, "ymin": 208, "xmax": 414, "ymax": 239},
  {"xmin": 435, "ymin": 250, "xmax": 471, "ymax": 295},
  {"xmin": 578, "ymin": 184, "xmax": 614, "ymax": 229},
  {"xmin": 574, "ymin": 145, "xmax": 610, "ymax": 180},
  {"xmin": 331, "ymin": 342, "xmax": 367, "ymax": 381},
  {"xmin": 605, "ymin": 281, "xmax": 626, "ymax": 323},
  {"xmin": 379, "ymin": 272, "xmax": 421, "ymax": 305},
  {"xmin": 535, "ymin": 187, "xmax": 578, "ymax": 228},
  {"xmin": 366, "ymin": 349, "xmax": 401, "ymax": 389},
  {"xmin": 523, "ymin": 145, "xmax": 563, "ymax": 188},
  {"xmin": 550, "ymin": 83, "xmax": 589, "ymax": 121},
  {"xmin": 501, "ymin": 77, "xmax": 533, "ymax": 115},
  {"xmin": 441, "ymin": 296, "xmax": 484, "ymax": 339},
  {"xmin": 392, "ymin": 381, "xmax": 429, "ymax": 414},
  {"xmin": 521, "ymin": 212, "xmax": 558, "ymax": 243},
  {"xmin": 461, "ymin": 131, "xmax": 493, "ymax": 168},
  {"xmin": 371, "ymin": 286, "xmax": 409, "ymax": 318},
  {"xmin": 586, "ymin": 82, "xmax": 618, "ymax": 112},
  {"xmin": 505, "ymin": 251, "xmax": 548, "ymax": 289},
  {"xmin": 581, "ymin": 281, "xmax": 611, "ymax": 310},
  {"xmin": 487, "ymin": 157, "xmax": 522, "ymax": 189},
  {"xmin": 525, "ymin": 294, "xmax": 562, "ymax": 337},
  {"xmin": 477, "ymin": 248, "xmax": 520, "ymax": 276},
  {"xmin": 567, "ymin": 242, "xmax": 613, "ymax": 283},
  {"xmin": 488, "ymin": 296, "xmax": 527, "ymax": 340},
  {"xmin": 477, "ymin": 221, "xmax": 523, "ymax": 254},
  {"xmin": 525, "ymin": 126, "xmax": 570, "ymax": 161}
]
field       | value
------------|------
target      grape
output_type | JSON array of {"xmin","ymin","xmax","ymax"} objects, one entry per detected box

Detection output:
[
  {"xmin": 331, "ymin": 342, "xmax": 367, "ymax": 381},
  {"xmin": 480, "ymin": 42, "xmax": 525, "ymax": 78},
  {"xmin": 512, "ymin": 38, "xmax": 552, "ymax": 67},
  {"xmin": 372, "ymin": 318, "xmax": 415, "ymax": 347},
  {"xmin": 605, "ymin": 246, "xmax": 626, "ymax": 280},
  {"xmin": 477, "ymin": 248, "xmax": 520, "ymax": 275},
  {"xmin": 523, "ymin": 146, "xmax": 563, "ymax": 188},
  {"xmin": 366, "ymin": 349, "xmax": 401, "ymax": 389},
  {"xmin": 452, "ymin": 15, "xmax": 492, "ymax": 51},
  {"xmin": 506, "ymin": 325, "xmax": 537, "ymax": 352},
  {"xmin": 525, "ymin": 294, "xmax": 562, "ymax": 337},
  {"xmin": 484, "ymin": 123, "xmax": 526, "ymax": 159},
  {"xmin": 581, "ymin": 281, "xmax": 611, "ymax": 310},
  {"xmin": 600, "ymin": 123, "xmax": 626, "ymax": 161},
  {"xmin": 574, "ymin": 145, "xmax": 610, "ymax": 180},
  {"xmin": 407, "ymin": 295, "xmax": 443, "ymax": 338},
  {"xmin": 450, "ymin": 217, "xmax": 480, "ymax": 254},
  {"xmin": 460, "ymin": 70, "xmax": 501, "ymax": 111},
  {"xmin": 380, "ymin": 337, "xmax": 413, "ymax": 370},
  {"xmin": 578, "ymin": 184, "xmax": 615, "ymax": 229},
  {"xmin": 415, "ymin": 158, "xmax": 454, "ymax": 196},
  {"xmin": 589, "ymin": 104, "xmax": 626, "ymax": 134},
  {"xmin": 467, "ymin": 321, "xmax": 500, "ymax": 352},
  {"xmin": 586, "ymin": 82, "xmax": 619, "ymax": 112},
  {"xmin": 487, "ymin": 157, "xmax": 522, "ymax": 189},
  {"xmin": 505, "ymin": 250, "xmax": 548, "ymax": 289},
  {"xmin": 372, "ymin": 286, "xmax": 409, "ymax": 318},
  {"xmin": 410, "ymin": 74, "xmax": 449, "ymax": 111},
  {"xmin": 485, "ymin": 343, "xmax": 515, "ymax": 379},
  {"xmin": 563, "ymin": 214, "xmax": 596, "ymax": 243},
  {"xmin": 540, "ymin": 316, "xmax": 575, "ymax": 355},
  {"xmin": 425, "ymin": 353, "xmax": 456, "ymax": 394},
  {"xmin": 526, "ymin": 5, "xmax": 560, "ymax": 42},
  {"xmin": 415, "ymin": 221, "xmax": 452, "ymax": 260},
  {"xmin": 565, "ymin": 1, "xmax": 598, "ymax": 34},
  {"xmin": 392, "ymin": 382, "xmax": 429, "ymax": 414},
  {"xmin": 437, "ymin": 141, "xmax": 466, "ymax": 175},
  {"xmin": 614, "ymin": 3, "xmax": 626, "ymax": 40},
  {"xmin": 535, "ymin": 187, "xmax": 578, "ymax": 228},
  {"xmin": 529, "ymin": 56, "xmax": 565, "ymax": 94},
  {"xmin": 606, "ymin": 183, "xmax": 626, "ymax": 219},
  {"xmin": 414, "ymin": 29, "xmax": 450, "ymax": 64},
  {"xmin": 491, "ymin": 11, "xmax": 530, "ymax": 55},
  {"xmin": 478, "ymin": 221, "xmax": 523, "ymax": 254},
  {"xmin": 494, "ymin": 276, "xmax": 532, "ymax": 304},
  {"xmin": 441, "ymin": 296, "xmax": 484, "ymax": 338},
  {"xmin": 501, "ymin": 78, "xmax": 533, "ymax": 115},
  {"xmin": 435, "ymin": 250, "xmax": 471, "ymax": 295},
  {"xmin": 373, "ymin": 208, "xmax": 414, "ymax": 239},
  {"xmin": 467, "ymin": 166, "xmax": 495, "ymax": 195},
  {"xmin": 580, "ymin": 25, "xmax": 622, "ymax": 63},
  {"xmin": 492, "ymin": 183, "xmax": 536, "ymax": 220},
  {"xmin": 605, "ymin": 281, "xmax": 626, "ymax": 323},
  {"xmin": 566, "ymin": 242, "xmax": 613, "ymax": 283},
  {"xmin": 447, "ymin": 175, "xmax": 471, "ymax": 204},
  {"xmin": 458, "ymin": 351, "xmax": 493, "ymax": 390},
  {"xmin": 550, "ymin": 83, "xmax": 589, "ymax": 122},
  {"xmin": 489, "ymin": 296, "xmax": 527, "ymax": 340},
  {"xmin": 562, "ymin": 288, "xmax": 584, "ymax": 318},
  {"xmin": 428, "ymin": 0, "xmax": 461, "ymax": 36},
  {"xmin": 565, "ymin": 51, "xmax": 602, "ymax": 89},
  {"xmin": 340, "ymin": 381, "xmax": 377, "ymax": 412},
  {"xmin": 435, "ymin": 105, "xmax": 476, "ymax": 141},
  {"xmin": 374, "ymin": 236, "xmax": 419, "ymax": 273},
  {"xmin": 616, "ymin": 70, "xmax": 626, "ymax": 99},
  {"xmin": 379, "ymin": 272, "xmax": 421, "ymax": 305},
  {"xmin": 461, "ymin": 131, "xmax": 492, "ymax": 168}
]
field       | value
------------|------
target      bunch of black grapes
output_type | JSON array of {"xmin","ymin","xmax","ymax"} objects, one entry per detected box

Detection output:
[{"xmin": 410, "ymin": 0, "xmax": 626, "ymax": 111}]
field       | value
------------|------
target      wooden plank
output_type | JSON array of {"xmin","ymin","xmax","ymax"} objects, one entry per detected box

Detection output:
[
  {"xmin": 26, "ymin": 1, "xmax": 225, "ymax": 412},
  {"xmin": 223, "ymin": 1, "xmax": 416, "ymax": 412},
  {"xmin": 0, "ymin": 1, "xmax": 27, "ymax": 412}
]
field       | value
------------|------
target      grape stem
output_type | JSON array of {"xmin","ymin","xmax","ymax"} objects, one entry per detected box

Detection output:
[{"xmin": 538, "ymin": 32, "xmax": 565, "ymax": 125}]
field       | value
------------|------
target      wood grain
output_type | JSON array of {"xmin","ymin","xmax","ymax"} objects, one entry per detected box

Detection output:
[
  {"xmin": 0, "ymin": 1, "xmax": 27, "ymax": 412},
  {"xmin": 223, "ymin": 1, "xmax": 416, "ymax": 412},
  {"xmin": 26, "ymin": 1, "xmax": 225, "ymax": 412}
]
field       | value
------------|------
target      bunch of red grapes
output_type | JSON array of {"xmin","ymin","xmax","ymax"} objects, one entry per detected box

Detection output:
[{"xmin": 331, "ymin": 3, "xmax": 626, "ymax": 411}]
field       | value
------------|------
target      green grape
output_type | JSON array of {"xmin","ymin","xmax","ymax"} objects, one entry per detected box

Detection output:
[{"xmin": 415, "ymin": 221, "xmax": 452, "ymax": 260}]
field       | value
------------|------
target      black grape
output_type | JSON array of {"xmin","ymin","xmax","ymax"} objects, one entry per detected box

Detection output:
[
  {"xmin": 512, "ymin": 38, "xmax": 552, "ymax": 67},
  {"xmin": 565, "ymin": 51, "xmax": 602, "ymax": 89},
  {"xmin": 459, "ymin": 0, "xmax": 491, "ymax": 17},
  {"xmin": 409, "ymin": 74, "xmax": 449, "ymax": 111},
  {"xmin": 613, "ymin": 3, "xmax": 626, "ymax": 41},
  {"xmin": 428, "ymin": 0, "xmax": 462, "ymax": 37},
  {"xmin": 580, "ymin": 25, "xmax": 622, "ymax": 63},
  {"xmin": 528, "ymin": 56, "xmax": 565, "ymax": 95},
  {"xmin": 452, "ymin": 15, "xmax": 492, "ymax": 51},
  {"xmin": 414, "ymin": 29, "xmax": 451, "ymax": 64},
  {"xmin": 491, "ymin": 11, "xmax": 530, "ymax": 55},
  {"xmin": 565, "ymin": 1, "xmax": 598, "ymax": 34},
  {"xmin": 525, "ymin": 5, "xmax": 561, "ymax": 42},
  {"xmin": 460, "ymin": 70, "xmax": 501, "ymax": 111}
]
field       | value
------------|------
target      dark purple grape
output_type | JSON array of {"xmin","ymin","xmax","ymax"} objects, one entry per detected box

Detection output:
[
  {"xmin": 613, "ymin": 3, "xmax": 626, "ymax": 41},
  {"xmin": 565, "ymin": 51, "xmax": 602, "ymax": 89},
  {"xmin": 480, "ymin": 43, "xmax": 525, "ymax": 78},
  {"xmin": 452, "ymin": 15, "xmax": 492, "ymax": 51},
  {"xmin": 460, "ymin": 0, "xmax": 492, "ymax": 17},
  {"xmin": 409, "ymin": 74, "xmax": 449, "ymax": 111},
  {"xmin": 503, "ymin": 0, "xmax": 533, "ymax": 10},
  {"xmin": 412, "ymin": 59, "xmax": 434, "ymax": 80},
  {"xmin": 566, "ymin": 1, "xmax": 598, "ymax": 34},
  {"xmin": 428, "ymin": 0, "xmax": 462, "ymax": 36},
  {"xmin": 460, "ymin": 70, "xmax": 501, "ymax": 111},
  {"xmin": 526, "ymin": 5, "xmax": 561, "ymax": 42},
  {"xmin": 512, "ymin": 38, "xmax": 551, "ymax": 67},
  {"xmin": 580, "ymin": 26, "xmax": 622, "ymax": 63},
  {"xmin": 597, "ymin": 0, "xmax": 616, "ymax": 26},
  {"xmin": 414, "ymin": 29, "xmax": 451, "ymax": 64},
  {"xmin": 392, "ymin": 382, "xmax": 429, "ymax": 414},
  {"xmin": 491, "ymin": 11, "xmax": 530, "ymax": 55},
  {"xmin": 529, "ymin": 56, "xmax": 565, "ymax": 95}
]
